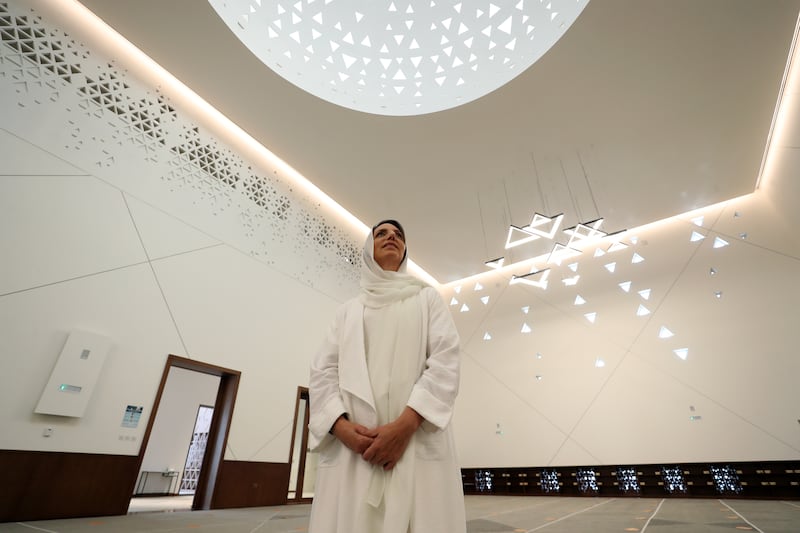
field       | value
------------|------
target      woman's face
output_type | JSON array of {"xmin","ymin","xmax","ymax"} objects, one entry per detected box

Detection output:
[{"xmin": 372, "ymin": 223, "xmax": 406, "ymax": 272}]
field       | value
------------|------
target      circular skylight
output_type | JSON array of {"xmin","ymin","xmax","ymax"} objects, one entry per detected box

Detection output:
[{"xmin": 209, "ymin": 0, "xmax": 589, "ymax": 116}]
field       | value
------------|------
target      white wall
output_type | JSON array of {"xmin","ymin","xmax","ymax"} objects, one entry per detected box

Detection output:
[
  {"xmin": 0, "ymin": 0, "xmax": 360, "ymax": 463},
  {"xmin": 448, "ymin": 67, "xmax": 800, "ymax": 466}
]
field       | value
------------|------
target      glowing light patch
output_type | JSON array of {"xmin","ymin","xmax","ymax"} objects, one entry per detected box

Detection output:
[
  {"xmin": 474, "ymin": 282, "xmax": 484, "ymax": 291},
  {"xmin": 525, "ymin": 213, "xmax": 564, "ymax": 239},
  {"xmin": 562, "ymin": 275, "xmax": 580, "ymax": 286},
  {"xmin": 510, "ymin": 268, "xmax": 550, "ymax": 289},
  {"xmin": 691, "ymin": 216, "xmax": 704, "ymax": 226},
  {"xmin": 604, "ymin": 262, "xmax": 616, "ymax": 273},
  {"xmin": 584, "ymin": 312, "xmax": 597, "ymax": 323},
  {"xmin": 713, "ymin": 237, "xmax": 729, "ymax": 248},
  {"xmin": 547, "ymin": 243, "xmax": 582, "ymax": 265},
  {"xmin": 636, "ymin": 304, "xmax": 650, "ymax": 316},
  {"xmin": 454, "ymin": 285, "xmax": 462, "ymax": 293},
  {"xmin": 594, "ymin": 248, "xmax": 606, "ymax": 258},
  {"xmin": 450, "ymin": 297, "xmax": 458, "ymax": 306},
  {"xmin": 505, "ymin": 225, "xmax": 540, "ymax": 248},
  {"xmin": 483, "ymin": 332, "xmax": 492, "ymax": 340},
  {"xmin": 567, "ymin": 262, "xmax": 579, "ymax": 272},
  {"xmin": 574, "ymin": 295, "xmax": 586, "ymax": 305},
  {"xmin": 563, "ymin": 218, "xmax": 606, "ymax": 245},
  {"xmin": 690, "ymin": 231, "xmax": 705, "ymax": 242},
  {"xmin": 460, "ymin": 303, "xmax": 470, "ymax": 312},
  {"xmin": 674, "ymin": 348, "xmax": 688, "ymax": 360},
  {"xmin": 659, "ymin": 326, "xmax": 674, "ymax": 339},
  {"xmin": 631, "ymin": 253, "xmax": 645, "ymax": 264},
  {"xmin": 608, "ymin": 241, "xmax": 628, "ymax": 253},
  {"xmin": 638, "ymin": 289, "xmax": 651, "ymax": 300},
  {"xmin": 521, "ymin": 322, "xmax": 531, "ymax": 333},
  {"xmin": 521, "ymin": 306, "xmax": 530, "ymax": 314},
  {"xmin": 594, "ymin": 358, "xmax": 605, "ymax": 368},
  {"xmin": 619, "ymin": 281, "xmax": 631, "ymax": 292},
  {"xmin": 485, "ymin": 256, "xmax": 505, "ymax": 269},
  {"xmin": 481, "ymin": 295, "xmax": 490, "ymax": 304}
]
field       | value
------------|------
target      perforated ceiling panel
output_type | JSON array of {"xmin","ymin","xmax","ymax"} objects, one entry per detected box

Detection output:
[
  {"xmin": 209, "ymin": 0, "xmax": 588, "ymax": 115},
  {"xmin": 0, "ymin": 1, "xmax": 362, "ymax": 298}
]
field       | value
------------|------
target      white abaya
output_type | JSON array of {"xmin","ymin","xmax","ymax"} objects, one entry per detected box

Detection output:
[{"xmin": 307, "ymin": 234, "xmax": 466, "ymax": 533}]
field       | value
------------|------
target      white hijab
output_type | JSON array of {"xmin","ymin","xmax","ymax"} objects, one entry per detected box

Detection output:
[
  {"xmin": 359, "ymin": 230, "xmax": 427, "ymax": 308},
  {"xmin": 357, "ymin": 228, "xmax": 428, "ymax": 532}
]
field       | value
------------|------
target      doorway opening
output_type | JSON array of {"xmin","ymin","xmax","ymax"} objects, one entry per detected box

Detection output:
[
  {"xmin": 180, "ymin": 404, "xmax": 215, "ymax": 495},
  {"xmin": 129, "ymin": 354, "xmax": 240, "ymax": 513}
]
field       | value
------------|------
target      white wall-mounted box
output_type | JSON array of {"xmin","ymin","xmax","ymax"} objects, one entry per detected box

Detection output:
[{"xmin": 34, "ymin": 330, "xmax": 112, "ymax": 417}]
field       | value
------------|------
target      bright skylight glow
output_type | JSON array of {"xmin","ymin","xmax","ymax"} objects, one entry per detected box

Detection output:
[
  {"xmin": 636, "ymin": 304, "xmax": 650, "ymax": 316},
  {"xmin": 481, "ymin": 295, "xmax": 490, "ymax": 304},
  {"xmin": 483, "ymin": 332, "xmax": 492, "ymax": 340},
  {"xmin": 460, "ymin": 303, "xmax": 469, "ymax": 312},
  {"xmin": 631, "ymin": 253, "xmax": 645, "ymax": 264},
  {"xmin": 584, "ymin": 312, "xmax": 597, "ymax": 323},
  {"xmin": 619, "ymin": 281, "xmax": 631, "ymax": 292},
  {"xmin": 211, "ymin": 0, "xmax": 588, "ymax": 115},
  {"xmin": 594, "ymin": 358, "xmax": 605, "ymax": 368},
  {"xmin": 574, "ymin": 295, "xmax": 586, "ymax": 305},
  {"xmin": 521, "ymin": 305, "xmax": 530, "ymax": 314},
  {"xmin": 521, "ymin": 322, "xmax": 531, "ymax": 333},
  {"xmin": 450, "ymin": 297, "xmax": 458, "ymax": 305},
  {"xmin": 604, "ymin": 262, "xmax": 616, "ymax": 273},
  {"xmin": 474, "ymin": 282, "xmax": 483, "ymax": 291},
  {"xmin": 673, "ymin": 348, "xmax": 688, "ymax": 360},
  {"xmin": 659, "ymin": 326, "xmax": 674, "ymax": 339},
  {"xmin": 638, "ymin": 289, "xmax": 651, "ymax": 300}
]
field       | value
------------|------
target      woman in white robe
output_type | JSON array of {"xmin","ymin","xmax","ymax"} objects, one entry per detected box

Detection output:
[{"xmin": 308, "ymin": 220, "xmax": 466, "ymax": 533}]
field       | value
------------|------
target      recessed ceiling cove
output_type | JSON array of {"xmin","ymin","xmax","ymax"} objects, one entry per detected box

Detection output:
[{"xmin": 208, "ymin": 0, "xmax": 589, "ymax": 115}]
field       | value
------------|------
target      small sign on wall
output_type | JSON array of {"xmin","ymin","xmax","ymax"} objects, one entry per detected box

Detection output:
[{"xmin": 122, "ymin": 405, "xmax": 143, "ymax": 428}]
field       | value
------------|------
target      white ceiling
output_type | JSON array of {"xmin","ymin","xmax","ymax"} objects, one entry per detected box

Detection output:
[{"xmin": 78, "ymin": 0, "xmax": 800, "ymax": 283}]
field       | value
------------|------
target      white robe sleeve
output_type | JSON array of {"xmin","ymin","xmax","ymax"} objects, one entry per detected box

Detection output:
[
  {"xmin": 407, "ymin": 287, "xmax": 461, "ymax": 432},
  {"xmin": 308, "ymin": 304, "xmax": 348, "ymax": 451}
]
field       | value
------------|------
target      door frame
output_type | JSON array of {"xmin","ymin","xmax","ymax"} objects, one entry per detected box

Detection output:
[
  {"xmin": 287, "ymin": 386, "xmax": 312, "ymax": 504},
  {"xmin": 132, "ymin": 354, "xmax": 241, "ymax": 511}
]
